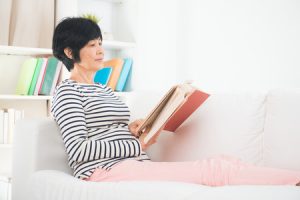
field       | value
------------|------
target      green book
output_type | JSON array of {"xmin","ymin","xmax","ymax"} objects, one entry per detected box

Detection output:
[
  {"xmin": 15, "ymin": 58, "xmax": 38, "ymax": 95},
  {"xmin": 27, "ymin": 58, "xmax": 44, "ymax": 95},
  {"xmin": 39, "ymin": 57, "xmax": 59, "ymax": 95}
]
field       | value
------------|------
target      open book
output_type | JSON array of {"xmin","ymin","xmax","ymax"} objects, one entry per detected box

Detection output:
[{"xmin": 137, "ymin": 83, "xmax": 210, "ymax": 144}]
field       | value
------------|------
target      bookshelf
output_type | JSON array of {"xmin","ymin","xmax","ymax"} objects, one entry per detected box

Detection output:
[
  {"xmin": 0, "ymin": 1, "xmax": 137, "ymax": 199},
  {"xmin": 0, "ymin": 40, "xmax": 136, "ymax": 173},
  {"xmin": 0, "ymin": 46, "xmax": 51, "ymax": 182}
]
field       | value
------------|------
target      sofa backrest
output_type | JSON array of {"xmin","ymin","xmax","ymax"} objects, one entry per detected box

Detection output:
[
  {"xmin": 129, "ymin": 89, "xmax": 300, "ymax": 171},
  {"xmin": 12, "ymin": 118, "xmax": 72, "ymax": 200},
  {"xmin": 263, "ymin": 89, "xmax": 300, "ymax": 170},
  {"xmin": 13, "ymin": 119, "xmax": 72, "ymax": 174},
  {"xmin": 12, "ymin": 89, "xmax": 300, "ymax": 193},
  {"xmin": 138, "ymin": 91, "xmax": 267, "ymax": 165}
]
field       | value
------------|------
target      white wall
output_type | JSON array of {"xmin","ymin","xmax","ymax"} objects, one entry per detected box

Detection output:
[
  {"xmin": 55, "ymin": 0, "xmax": 300, "ymax": 92},
  {"xmin": 133, "ymin": 0, "xmax": 179, "ymax": 91},
  {"xmin": 134, "ymin": 0, "xmax": 300, "ymax": 92},
  {"xmin": 177, "ymin": 0, "xmax": 300, "ymax": 92}
]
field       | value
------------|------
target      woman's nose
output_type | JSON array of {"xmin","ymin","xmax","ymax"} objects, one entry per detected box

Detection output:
[{"xmin": 97, "ymin": 46, "xmax": 104, "ymax": 55}]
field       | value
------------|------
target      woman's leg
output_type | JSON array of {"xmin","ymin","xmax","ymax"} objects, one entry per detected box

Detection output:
[{"xmin": 87, "ymin": 156, "xmax": 300, "ymax": 186}]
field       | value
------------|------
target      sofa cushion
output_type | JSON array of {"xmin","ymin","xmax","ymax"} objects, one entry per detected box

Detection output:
[
  {"xmin": 28, "ymin": 170, "xmax": 300, "ymax": 200},
  {"xmin": 263, "ymin": 89, "xmax": 300, "ymax": 170},
  {"xmin": 146, "ymin": 92, "xmax": 267, "ymax": 165}
]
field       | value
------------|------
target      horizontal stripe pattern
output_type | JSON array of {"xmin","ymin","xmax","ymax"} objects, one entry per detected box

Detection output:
[{"xmin": 51, "ymin": 79, "xmax": 149, "ymax": 179}]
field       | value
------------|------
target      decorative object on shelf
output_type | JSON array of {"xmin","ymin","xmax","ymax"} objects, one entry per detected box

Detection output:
[
  {"xmin": 81, "ymin": 13, "xmax": 114, "ymax": 41},
  {"xmin": 81, "ymin": 13, "xmax": 101, "ymax": 24}
]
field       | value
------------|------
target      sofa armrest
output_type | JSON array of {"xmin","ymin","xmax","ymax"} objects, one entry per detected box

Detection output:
[{"xmin": 12, "ymin": 118, "xmax": 72, "ymax": 200}]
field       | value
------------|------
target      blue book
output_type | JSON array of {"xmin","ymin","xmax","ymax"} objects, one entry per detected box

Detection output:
[
  {"xmin": 115, "ymin": 58, "xmax": 133, "ymax": 91},
  {"xmin": 94, "ymin": 67, "xmax": 112, "ymax": 85}
]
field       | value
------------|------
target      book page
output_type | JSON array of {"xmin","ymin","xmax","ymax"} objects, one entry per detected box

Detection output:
[
  {"xmin": 137, "ymin": 86, "xmax": 177, "ymax": 133},
  {"xmin": 143, "ymin": 86, "xmax": 188, "ymax": 143}
]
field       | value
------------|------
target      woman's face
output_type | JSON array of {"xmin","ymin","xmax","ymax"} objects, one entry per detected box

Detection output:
[{"xmin": 77, "ymin": 37, "xmax": 104, "ymax": 72}]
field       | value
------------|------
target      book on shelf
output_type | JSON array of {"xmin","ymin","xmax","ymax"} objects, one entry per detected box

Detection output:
[
  {"xmin": 136, "ymin": 83, "xmax": 210, "ymax": 145},
  {"xmin": 0, "ymin": 110, "xmax": 4, "ymax": 144},
  {"xmin": 0, "ymin": 176, "xmax": 11, "ymax": 200},
  {"xmin": 34, "ymin": 58, "xmax": 48, "ymax": 95},
  {"xmin": 0, "ymin": 108, "xmax": 24, "ymax": 144},
  {"xmin": 7, "ymin": 109, "xmax": 14, "ymax": 144},
  {"xmin": 94, "ymin": 67, "xmax": 113, "ymax": 85},
  {"xmin": 3, "ymin": 112, "xmax": 8, "ymax": 144},
  {"xmin": 115, "ymin": 58, "xmax": 132, "ymax": 92},
  {"xmin": 49, "ymin": 62, "xmax": 63, "ymax": 95},
  {"xmin": 39, "ymin": 57, "xmax": 62, "ymax": 95},
  {"xmin": 104, "ymin": 58, "xmax": 124, "ymax": 91},
  {"xmin": 15, "ymin": 58, "xmax": 38, "ymax": 95},
  {"xmin": 28, "ymin": 58, "xmax": 44, "ymax": 95}
]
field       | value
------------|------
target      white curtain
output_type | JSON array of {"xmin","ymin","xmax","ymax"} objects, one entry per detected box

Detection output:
[
  {"xmin": 0, "ymin": 0, "xmax": 55, "ymax": 48},
  {"xmin": 0, "ymin": 0, "xmax": 12, "ymax": 45}
]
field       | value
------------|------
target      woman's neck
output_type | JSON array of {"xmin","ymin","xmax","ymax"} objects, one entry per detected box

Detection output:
[{"xmin": 70, "ymin": 64, "xmax": 95, "ymax": 84}]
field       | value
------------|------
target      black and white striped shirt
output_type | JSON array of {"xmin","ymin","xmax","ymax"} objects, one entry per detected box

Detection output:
[{"xmin": 51, "ymin": 79, "xmax": 149, "ymax": 179}]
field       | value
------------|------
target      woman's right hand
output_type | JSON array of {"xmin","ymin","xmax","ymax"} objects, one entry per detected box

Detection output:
[
  {"xmin": 138, "ymin": 129, "xmax": 160, "ymax": 151},
  {"xmin": 128, "ymin": 119, "xmax": 144, "ymax": 137}
]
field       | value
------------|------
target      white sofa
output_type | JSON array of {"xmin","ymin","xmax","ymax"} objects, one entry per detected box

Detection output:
[{"xmin": 12, "ymin": 89, "xmax": 300, "ymax": 200}]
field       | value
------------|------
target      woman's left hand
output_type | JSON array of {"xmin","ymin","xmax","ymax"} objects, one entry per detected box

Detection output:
[{"xmin": 128, "ymin": 119, "xmax": 145, "ymax": 137}]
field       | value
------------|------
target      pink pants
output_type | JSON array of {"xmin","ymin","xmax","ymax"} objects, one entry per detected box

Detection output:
[{"xmin": 86, "ymin": 155, "xmax": 300, "ymax": 186}]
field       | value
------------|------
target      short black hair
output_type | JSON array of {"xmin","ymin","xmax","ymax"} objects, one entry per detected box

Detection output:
[{"xmin": 52, "ymin": 17, "xmax": 102, "ymax": 71}]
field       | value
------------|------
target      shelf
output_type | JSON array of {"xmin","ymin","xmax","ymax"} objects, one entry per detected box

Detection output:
[
  {"xmin": 0, "ymin": 174, "xmax": 12, "ymax": 181},
  {"xmin": 0, "ymin": 93, "xmax": 130, "ymax": 100},
  {"xmin": 0, "ymin": 144, "xmax": 12, "ymax": 148},
  {"xmin": 0, "ymin": 45, "xmax": 52, "ymax": 56},
  {"xmin": 0, "ymin": 40, "xmax": 135, "ymax": 56},
  {"xmin": 95, "ymin": 0, "xmax": 123, "ymax": 3},
  {"xmin": 0, "ymin": 95, "xmax": 52, "ymax": 100},
  {"xmin": 102, "ymin": 40, "xmax": 136, "ymax": 49}
]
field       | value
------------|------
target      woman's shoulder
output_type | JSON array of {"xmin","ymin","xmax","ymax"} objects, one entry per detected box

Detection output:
[
  {"xmin": 55, "ymin": 79, "xmax": 79, "ymax": 92},
  {"xmin": 52, "ymin": 79, "xmax": 82, "ymax": 99},
  {"xmin": 53, "ymin": 79, "xmax": 115, "ymax": 99}
]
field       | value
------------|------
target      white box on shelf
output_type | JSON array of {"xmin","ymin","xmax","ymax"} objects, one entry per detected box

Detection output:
[{"xmin": 0, "ymin": 176, "xmax": 11, "ymax": 200}]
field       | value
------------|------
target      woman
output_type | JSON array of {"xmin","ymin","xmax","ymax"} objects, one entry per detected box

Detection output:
[{"xmin": 51, "ymin": 17, "xmax": 300, "ymax": 186}]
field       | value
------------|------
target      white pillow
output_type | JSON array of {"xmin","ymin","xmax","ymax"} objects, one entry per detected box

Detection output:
[
  {"xmin": 147, "ymin": 92, "xmax": 267, "ymax": 165},
  {"xmin": 263, "ymin": 89, "xmax": 300, "ymax": 170}
]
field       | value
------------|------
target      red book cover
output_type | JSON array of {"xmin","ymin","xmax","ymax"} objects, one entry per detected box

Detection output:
[
  {"xmin": 163, "ymin": 89, "xmax": 210, "ymax": 132},
  {"xmin": 137, "ymin": 83, "xmax": 210, "ymax": 145}
]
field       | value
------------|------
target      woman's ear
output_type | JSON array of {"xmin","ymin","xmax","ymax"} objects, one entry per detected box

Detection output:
[{"xmin": 64, "ymin": 48, "xmax": 73, "ymax": 60}]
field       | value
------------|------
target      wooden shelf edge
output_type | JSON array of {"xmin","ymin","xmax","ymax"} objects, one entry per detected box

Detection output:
[
  {"xmin": 0, "ymin": 40, "xmax": 135, "ymax": 56},
  {"xmin": 0, "ymin": 144, "xmax": 13, "ymax": 148},
  {"xmin": 95, "ymin": 0, "xmax": 123, "ymax": 3},
  {"xmin": 0, "ymin": 95, "xmax": 52, "ymax": 100},
  {"xmin": 0, "ymin": 45, "xmax": 52, "ymax": 56},
  {"xmin": 103, "ymin": 40, "xmax": 136, "ymax": 49}
]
